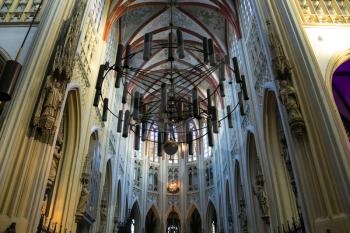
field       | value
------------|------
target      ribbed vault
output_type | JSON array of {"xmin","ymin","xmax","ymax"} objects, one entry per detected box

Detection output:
[{"xmin": 104, "ymin": 0, "xmax": 241, "ymax": 100}]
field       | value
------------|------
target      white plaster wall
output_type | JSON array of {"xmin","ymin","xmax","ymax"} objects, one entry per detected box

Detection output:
[
  {"xmin": 0, "ymin": 26, "xmax": 37, "ymax": 63},
  {"xmin": 304, "ymin": 26, "xmax": 350, "ymax": 78}
]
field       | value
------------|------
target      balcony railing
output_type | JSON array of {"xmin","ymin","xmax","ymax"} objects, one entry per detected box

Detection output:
[
  {"xmin": 296, "ymin": 0, "xmax": 350, "ymax": 24},
  {"xmin": 0, "ymin": 0, "xmax": 45, "ymax": 23}
]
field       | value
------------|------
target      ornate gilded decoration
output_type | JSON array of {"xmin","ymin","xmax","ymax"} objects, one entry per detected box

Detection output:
[
  {"xmin": 167, "ymin": 180, "xmax": 180, "ymax": 194},
  {"xmin": 296, "ymin": 0, "xmax": 350, "ymax": 24}
]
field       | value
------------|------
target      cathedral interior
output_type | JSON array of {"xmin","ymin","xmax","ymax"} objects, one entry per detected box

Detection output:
[{"xmin": 0, "ymin": 0, "xmax": 350, "ymax": 233}]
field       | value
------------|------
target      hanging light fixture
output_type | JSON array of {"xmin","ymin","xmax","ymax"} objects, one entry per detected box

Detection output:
[{"xmin": 93, "ymin": 0, "xmax": 249, "ymax": 158}]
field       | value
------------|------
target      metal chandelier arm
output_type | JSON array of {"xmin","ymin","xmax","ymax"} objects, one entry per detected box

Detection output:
[{"xmin": 93, "ymin": 19, "xmax": 250, "ymax": 155}]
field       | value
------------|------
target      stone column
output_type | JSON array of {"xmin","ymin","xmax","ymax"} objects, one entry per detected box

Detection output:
[{"xmin": 255, "ymin": 1, "xmax": 350, "ymax": 232}]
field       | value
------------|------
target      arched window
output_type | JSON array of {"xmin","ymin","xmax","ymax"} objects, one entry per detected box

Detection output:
[
  {"xmin": 188, "ymin": 122, "xmax": 197, "ymax": 162},
  {"xmin": 239, "ymin": 0, "xmax": 253, "ymax": 36},
  {"xmin": 205, "ymin": 161, "xmax": 214, "ymax": 187},
  {"xmin": 332, "ymin": 59, "xmax": 350, "ymax": 140},
  {"xmin": 202, "ymin": 123, "xmax": 212, "ymax": 158},
  {"xmin": 148, "ymin": 125, "xmax": 159, "ymax": 163},
  {"xmin": 167, "ymin": 211, "xmax": 180, "ymax": 233},
  {"xmin": 153, "ymin": 172, "xmax": 158, "ymax": 191},
  {"xmin": 169, "ymin": 153, "xmax": 178, "ymax": 164},
  {"xmin": 189, "ymin": 168, "xmax": 193, "ymax": 186}
]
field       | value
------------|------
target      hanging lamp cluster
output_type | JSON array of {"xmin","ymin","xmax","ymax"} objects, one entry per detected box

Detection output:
[{"xmin": 94, "ymin": 2, "xmax": 249, "ymax": 158}]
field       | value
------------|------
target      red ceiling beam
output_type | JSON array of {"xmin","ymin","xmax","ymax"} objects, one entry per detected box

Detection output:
[{"xmin": 103, "ymin": 1, "xmax": 241, "ymax": 41}]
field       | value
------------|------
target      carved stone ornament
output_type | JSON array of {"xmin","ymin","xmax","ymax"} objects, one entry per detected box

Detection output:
[
  {"xmin": 100, "ymin": 199, "xmax": 108, "ymax": 221},
  {"xmin": 48, "ymin": 122, "xmax": 64, "ymax": 186},
  {"xmin": 253, "ymin": 174, "xmax": 270, "ymax": 224},
  {"xmin": 33, "ymin": 76, "xmax": 64, "ymax": 142},
  {"xmin": 266, "ymin": 21, "xmax": 305, "ymax": 136},
  {"xmin": 238, "ymin": 199, "xmax": 249, "ymax": 233},
  {"xmin": 279, "ymin": 78, "xmax": 305, "ymax": 135},
  {"xmin": 31, "ymin": 0, "xmax": 87, "ymax": 143},
  {"xmin": 76, "ymin": 177, "xmax": 90, "ymax": 217}
]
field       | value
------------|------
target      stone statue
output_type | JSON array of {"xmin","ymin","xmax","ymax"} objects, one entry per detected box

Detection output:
[
  {"xmin": 48, "ymin": 130, "xmax": 64, "ymax": 186},
  {"xmin": 76, "ymin": 185, "xmax": 90, "ymax": 215},
  {"xmin": 98, "ymin": 200, "xmax": 108, "ymax": 233},
  {"xmin": 48, "ymin": 145, "xmax": 62, "ymax": 186},
  {"xmin": 33, "ymin": 76, "xmax": 64, "ymax": 143},
  {"xmin": 266, "ymin": 21, "xmax": 306, "ymax": 136},
  {"xmin": 40, "ymin": 79, "xmax": 63, "ymax": 130},
  {"xmin": 279, "ymin": 79, "xmax": 305, "ymax": 135},
  {"xmin": 253, "ymin": 183, "xmax": 270, "ymax": 224},
  {"xmin": 41, "ymin": 193, "xmax": 48, "ymax": 216},
  {"xmin": 32, "ymin": 1, "xmax": 88, "ymax": 143}
]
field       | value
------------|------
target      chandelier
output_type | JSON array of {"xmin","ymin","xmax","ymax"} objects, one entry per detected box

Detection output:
[{"xmin": 94, "ymin": 2, "xmax": 249, "ymax": 157}]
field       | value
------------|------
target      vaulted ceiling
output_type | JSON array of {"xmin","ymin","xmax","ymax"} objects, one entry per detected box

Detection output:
[{"xmin": 104, "ymin": 0, "xmax": 241, "ymax": 102}]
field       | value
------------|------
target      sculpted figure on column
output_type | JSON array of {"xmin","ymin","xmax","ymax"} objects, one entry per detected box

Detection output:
[
  {"xmin": 31, "ymin": 1, "xmax": 88, "ymax": 143},
  {"xmin": 279, "ymin": 79, "xmax": 305, "ymax": 135},
  {"xmin": 267, "ymin": 20, "xmax": 305, "ymax": 135},
  {"xmin": 76, "ymin": 184, "xmax": 90, "ymax": 216},
  {"xmin": 41, "ymin": 79, "xmax": 63, "ymax": 129},
  {"xmin": 48, "ymin": 131, "xmax": 64, "ymax": 186},
  {"xmin": 33, "ymin": 76, "xmax": 64, "ymax": 142},
  {"xmin": 253, "ymin": 175, "xmax": 270, "ymax": 224}
]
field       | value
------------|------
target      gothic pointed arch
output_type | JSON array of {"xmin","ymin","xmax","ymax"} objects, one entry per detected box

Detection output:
[
  {"xmin": 130, "ymin": 201, "xmax": 141, "ymax": 233},
  {"xmin": 234, "ymin": 160, "xmax": 248, "ymax": 233},
  {"xmin": 187, "ymin": 205, "xmax": 202, "ymax": 233},
  {"xmin": 166, "ymin": 210, "xmax": 181, "ymax": 233},
  {"xmin": 206, "ymin": 201, "xmax": 218, "ymax": 233},
  {"xmin": 225, "ymin": 180, "xmax": 234, "ymax": 232},
  {"xmin": 246, "ymin": 132, "xmax": 270, "ymax": 232},
  {"xmin": 76, "ymin": 129, "xmax": 102, "ymax": 232},
  {"xmin": 330, "ymin": 59, "xmax": 350, "ymax": 142},
  {"xmin": 145, "ymin": 205, "xmax": 161, "ymax": 233},
  {"xmin": 98, "ymin": 159, "xmax": 113, "ymax": 233},
  {"xmin": 114, "ymin": 179, "xmax": 122, "ymax": 221},
  {"xmin": 37, "ymin": 88, "xmax": 82, "ymax": 231},
  {"xmin": 263, "ymin": 90, "xmax": 301, "ymax": 230}
]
